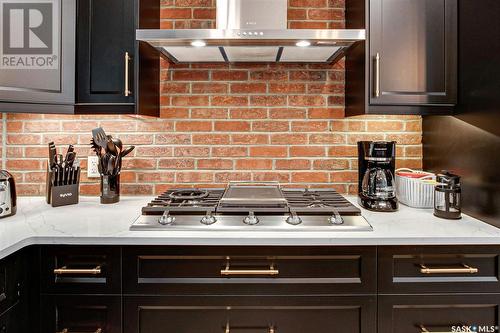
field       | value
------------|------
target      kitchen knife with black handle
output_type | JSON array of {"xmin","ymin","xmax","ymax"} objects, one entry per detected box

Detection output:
[
  {"xmin": 63, "ymin": 166, "xmax": 69, "ymax": 186},
  {"xmin": 48, "ymin": 142, "xmax": 57, "ymax": 169},
  {"xmin": 65, "ymin": 151, "xmax": 76, "ymax": 168},
  {"xmin": 64, "ymin": 145, "xmax": 74, "ymax": 164},
  {"xmin": 53, "ymin": 169, "xmax": 59, "ymax": 187},
  {"xmin": 73, "ymin": 167, "xmax": 80, "ymax": 185}
]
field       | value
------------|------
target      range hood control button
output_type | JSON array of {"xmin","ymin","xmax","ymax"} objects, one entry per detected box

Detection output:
[
  {"xmin": 159, "ymin": 211, "xmax": 175, "ymax": 225},
  {"xmin": 243, "ymin": 212, "xmax": 259, "ymax": 225},
  {"xmin": 200, "ymin": 213, "xmax": 217, "ymax": 225}
]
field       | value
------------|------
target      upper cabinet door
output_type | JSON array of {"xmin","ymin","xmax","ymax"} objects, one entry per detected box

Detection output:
[
  {"xmin": 369, "ymin": 0, "xmax": 457, "ymax": 105},
  {"xmin": 76, "ymin": 0, "xmax": 135, "ymax": 105},
  {"xmin": 0, "ymin": 0, "xmax": 75, "ymax": 109}
]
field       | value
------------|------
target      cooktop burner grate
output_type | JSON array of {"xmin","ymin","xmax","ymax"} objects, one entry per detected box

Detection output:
[
  {"xmin": 283, "ymin": 188, "xmax": 361, "ymax": 215},
  {"xmin": 141, "ymin": 187, "xmax": 360, "ymax": 215},
  {"xmin": 143, "ymin": 188, "xmax": 225, "ymax": 214}
]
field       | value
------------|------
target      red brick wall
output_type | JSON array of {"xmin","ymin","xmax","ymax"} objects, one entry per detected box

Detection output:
[{"xmin": 1, "ymin": 0, "xmax": 423, "ymax": 196}]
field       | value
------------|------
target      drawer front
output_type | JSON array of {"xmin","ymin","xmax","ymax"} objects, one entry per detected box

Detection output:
[
  {"xmin": 124, "ymin": 296, "xmax": 376, "ymax": 333},
  {"xmin": 123, "ymin": 246, "xmax": 377, "ymax": 295},
  {"xmin": 379, "ymin": 246, "xmax": 500, "ymax": 293},
  {"xmin": 379, "ymin": 294, "xmax": 500, "ymax": 333},
  {"xmin": 40, "ymin": 246, "xmax": 121, "ymax": 294},
  {"xmin": 40, "ymin": 295, "xmax": 121, "ymax": 333}
]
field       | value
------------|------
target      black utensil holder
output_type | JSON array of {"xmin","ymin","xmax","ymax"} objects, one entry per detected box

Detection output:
[
  {"xmin": 46, "ymin": 166, "xmax": 80, "ymax": 207},
  {"xmin": 101, "ymin": 174, "xmax": 120, "ymax": 204}
]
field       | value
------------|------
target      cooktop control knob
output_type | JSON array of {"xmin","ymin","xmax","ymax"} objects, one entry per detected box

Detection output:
[
  {"xmin": 200, "ymin": 214, "xmax": 217, "ymax": 225},
  {"xmin": 328, "ymin": 215, "xmax": 344, "ymax": 225},
  {"xmin": 243, "ymin": 212, "xmax": 259, "ymax": 225},
  {"xmin": 158, "ymin": 211, "xmax": 175, "ymax": 225},
  {"xmin": 286, "ymin": 213, "xmax": 302, "ymax": 225}
]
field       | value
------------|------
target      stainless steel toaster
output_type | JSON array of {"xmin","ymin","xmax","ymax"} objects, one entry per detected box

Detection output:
[{"xmin": 0, "ymin": 170, "xmax": 16, "ymax": 218}]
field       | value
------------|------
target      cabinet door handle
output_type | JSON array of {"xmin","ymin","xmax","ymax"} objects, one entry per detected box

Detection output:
[
  {"xmin": 419, "ymin": 263, "xmax": 478, "ymax": 274},
  {"xmin": 0, "ymin": 292, "xmax": 6, "ymax": 302},
  {"xmin": 124, "ymin": 51, "xmax": 132, "ymax": 96},
  {"xmin": 221, "ymin": 259, "xmax": 278, "ymax": 276},
  {"xmin": 53, "ymin": 265, "xmax": 102, "ymax": 275},
  {"xmin": 59, "ymin": 328, "xmax": 102, "ymax": 333},
  {"xmin": 225, "ymin": 324, "xmax": 275, "ymax": 333},
  {"xmin": 373, "ymin": 52, "xmax": 380, "ymax": 97}
]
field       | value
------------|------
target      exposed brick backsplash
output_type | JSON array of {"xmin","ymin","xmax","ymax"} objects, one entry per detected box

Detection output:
[{"xmin": 0, "ymin": 0, "xmax": 422, "ymax": 196}]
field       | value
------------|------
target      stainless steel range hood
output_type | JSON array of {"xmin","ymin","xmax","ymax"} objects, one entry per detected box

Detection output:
[{"xmin": 136, "ymin": 0, "xmax": 365, "ymax": 64}]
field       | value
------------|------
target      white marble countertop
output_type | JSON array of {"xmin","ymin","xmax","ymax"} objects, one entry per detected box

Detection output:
[{"xmin": 0, "ymin": 196, "xmax": 499, "ymax": 259}]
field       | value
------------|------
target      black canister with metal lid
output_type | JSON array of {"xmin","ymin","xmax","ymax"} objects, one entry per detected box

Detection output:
[{"xmin": 434, "ymin": 171, "xmax": 461, "ymax": 219}]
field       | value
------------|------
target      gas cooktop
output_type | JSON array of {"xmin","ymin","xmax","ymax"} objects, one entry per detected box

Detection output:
[{"xmin": 130, "ymin": 184, "xmax": 372, "ymax": 231}]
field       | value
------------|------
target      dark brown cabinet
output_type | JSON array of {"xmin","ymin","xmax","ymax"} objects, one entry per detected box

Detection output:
[
  {"xmin": 346, "ymin": 0, "xmax": 458, "ymax": 115},
  {"xmin": 40, "ymin": 246, "xmax": 121, "ymax": 294},
  {"xmin": 0, "ymin": 252, "xmax": 25, "ymax": 316},
  {"xmin": 75, "ymin": 0, "xmax": 160, "ymax": 115},
  {"xmin": 378, "ymin": 246, "xmax": 500, "ymax": 294},
  {"xmin": 123, "ymin": 246, "xmax": 376, "ymax": 295},
  {"xmin": 40, "ymin": 295, "xmax": 121, "ymax": 333},
  {"xmin": 76, "ymin": 0, "xmax": 135, "ymax": 110},
  {"xmin": 0, "ymin": 0, "xmax": 159, "ymax": 115},
  {"xmin": 379, "ymin": 294, "xmax": 500, "ymax": 333},
  {"xmin": 124, "ymin": 296, "xmax": 377, "ymax": 333},
  {"xmin": 369, "ymin": 0, "xmax": 457, "ymax": 105},
  {"xmin": 0, "ymin": 249, "xmax": 31, "ymax": 333},
  {"xmin": 4, "ymin": 244, "xmax": 500, "ymax": 332}
]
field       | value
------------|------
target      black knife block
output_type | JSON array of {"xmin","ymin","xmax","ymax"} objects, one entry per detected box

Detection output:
[
  {"xmin": 46, "ymin": 164, "xmax": 80, "ymax": 207},
  {"xmin": 50, "ymin": 183, "xmax": 80, "ymax": 207}
]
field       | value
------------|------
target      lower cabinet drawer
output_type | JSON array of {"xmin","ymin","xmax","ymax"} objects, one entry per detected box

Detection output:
[
  {"xmin": 40, "ymin": 295, "xmax": 121, "ymax": 333},
  {"xmin": 379, "ymin": 294, "xmax": 500, "ymax": 333},
  {"xmin": 123, "ymin": 246, "xmax": 376, "ymax": 295},
  {"xmin": 124, "ymin": 296, "xmax": 376, "ymax": 333},
  {"xmin": 40, "ymin": 246, "xmax": 121, "ymax": 294},
  {"xmin": 379, "ymin": 246, "xmax": 500, "ymax": 293}
]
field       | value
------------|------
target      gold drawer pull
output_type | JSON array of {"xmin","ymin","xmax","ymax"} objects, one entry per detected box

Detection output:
[
  {"xmin": 221, "ymin": 259, "xmax": 278, "ymax": 276},
  {"xmin": 419, "ymin": 324, "xmax": 457, "ymax": 332},
  {"xmin": 53, "ymin": 266, "xmax": 102, "ymax": 275},
  {"xmin": 59, "ymin": 329, "xmax": 102, "ymax": 333},
  {"xmin": 419, "ymin": 264, "xmax": 478, "ymax": 274},
  {"xmin": 225, "ymin": 324, "xmax": 275, "ymax": 333}
]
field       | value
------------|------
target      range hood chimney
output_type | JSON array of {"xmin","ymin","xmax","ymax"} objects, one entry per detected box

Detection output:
[{"xmin": 136, "ymin": 0, "xmax": 365, "ymax": 64}]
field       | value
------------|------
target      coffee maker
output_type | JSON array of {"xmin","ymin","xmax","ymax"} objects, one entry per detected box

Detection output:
[{"xmin": 358, "ymin": 141, "xmax": 398, "ymax": 212}]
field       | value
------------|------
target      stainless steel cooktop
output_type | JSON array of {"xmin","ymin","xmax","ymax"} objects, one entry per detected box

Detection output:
[{"xmin": 130, "ymin": 183, "xmax": 372, "ymax": 232}]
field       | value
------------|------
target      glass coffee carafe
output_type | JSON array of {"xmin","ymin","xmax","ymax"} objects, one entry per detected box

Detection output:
[{"xmin": 361, "ymin": 162, "xmax": 396, "ymax": 200}]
